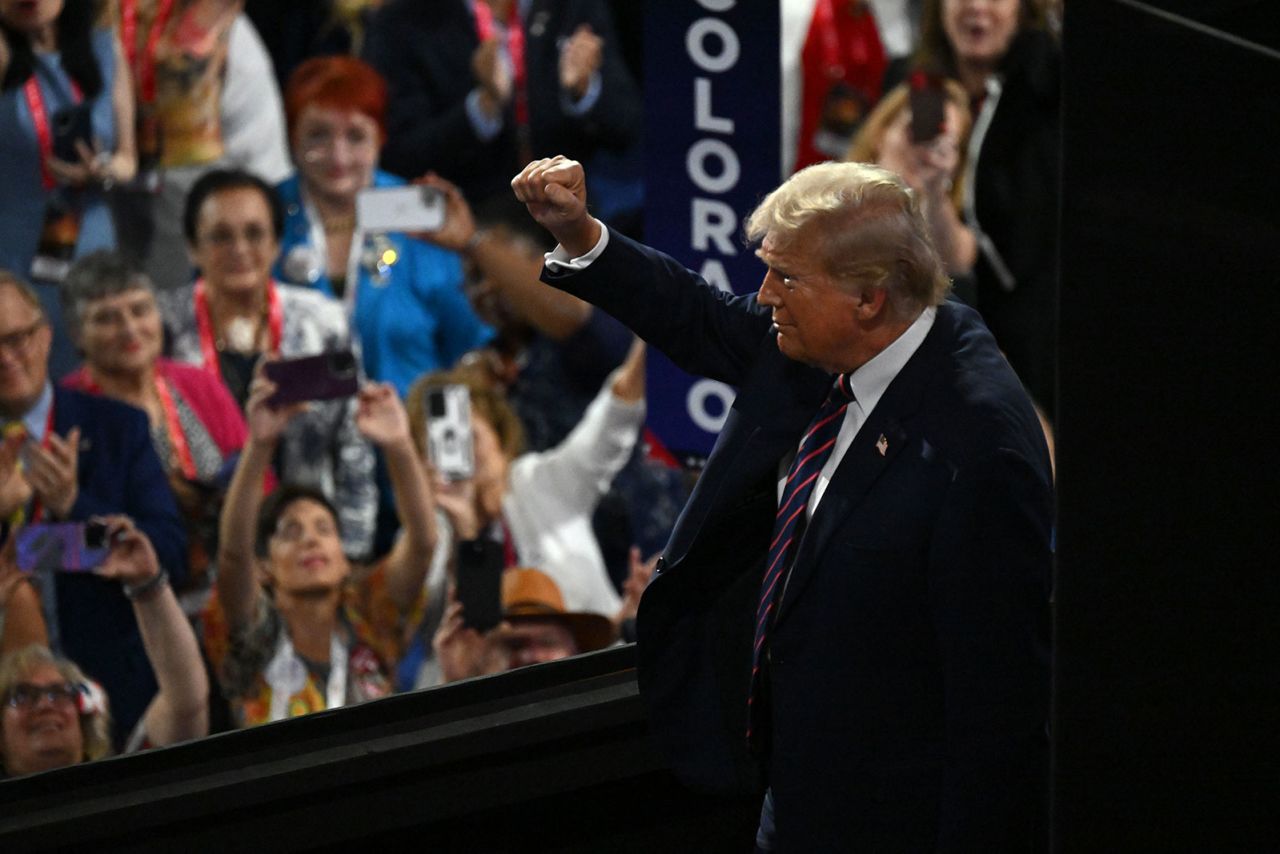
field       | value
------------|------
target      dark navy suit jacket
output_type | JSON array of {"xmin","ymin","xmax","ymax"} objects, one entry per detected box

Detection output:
[
  {"xmin": 365, "ymin": 0, "xmax": 641, "ymax": 203},
  {"xmin": 51, "ymin": 386, "xmax": 187, "ymax": 744},
  {"xmin": 545, "ymin": 232, "xmax": 1053, "ymax": 852}
]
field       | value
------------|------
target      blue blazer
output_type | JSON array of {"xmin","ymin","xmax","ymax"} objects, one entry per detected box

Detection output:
[
  {"xmin": 545, "ymin": 232, "xmax": 1053, "ymax": 852},
  {"xmin": 52, "ymin": 387, "xmax": 187, "ymax": 745}
]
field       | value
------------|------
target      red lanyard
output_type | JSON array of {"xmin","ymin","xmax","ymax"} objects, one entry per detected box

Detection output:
[
  {"xmin": 193, "ymin": 278, "xmax": 284, "ymax": 381},
  {"xmin": 154, "ymin": 375, "xmax": 197, "ymax": 480},
  {"xmin": 27, "ymin": 402, "xmax": 57, "ymax": 524},
  {"xmin": 24, "ymin": 76, "xmax": 84, "ymax": 191},
  {"xmin": 120, "ymin": 0, "xmax": 176, "ymax": 104},
  {"xmin": 472, "ymin": 1, "xmax": 528, "ymax": 127},
  {"xmin": 79, "ymin": 372, "xmax": 198, "ymax": 480}
]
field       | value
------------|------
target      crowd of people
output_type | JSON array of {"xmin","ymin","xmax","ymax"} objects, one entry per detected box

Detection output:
[{"xmin": 0, "ymin": 0, "xmax": 1059, "ymax": 788}]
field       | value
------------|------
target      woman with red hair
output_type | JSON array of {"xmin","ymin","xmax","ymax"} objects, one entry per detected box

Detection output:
[{"xmin": 272, "ymin": 55, "xmax": 491, "ymax": 396}]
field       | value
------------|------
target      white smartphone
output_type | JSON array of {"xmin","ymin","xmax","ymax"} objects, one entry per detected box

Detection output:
[
  {"xmin": 356, "ymin": 185, "xmax": 446, "ymax": 232},
  {"xmin": 426, "ymin": 384, "xmax": 475, "ymax": 481}
]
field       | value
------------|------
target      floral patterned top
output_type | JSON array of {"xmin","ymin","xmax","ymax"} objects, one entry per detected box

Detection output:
[{"xmin": 203, "ymin": 561, "xmax": 422, "ymax": 728}]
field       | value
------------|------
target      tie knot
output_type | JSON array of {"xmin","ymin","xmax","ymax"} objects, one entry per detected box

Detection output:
[
  {"xmin": 832, "ymin": 373, "xmax": 855, "ymax": 404},
  {"xmin": 3, "ymin": 421, "xmax": 26, "ymax": 442}
]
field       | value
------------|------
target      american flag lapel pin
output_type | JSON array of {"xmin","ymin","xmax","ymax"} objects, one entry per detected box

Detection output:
[{"xmin": 876, "ymin": 434, "xmax": 888, "ymax": 456}]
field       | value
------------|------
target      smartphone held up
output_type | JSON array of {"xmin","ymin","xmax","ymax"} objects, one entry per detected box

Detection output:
[
  {"xmin": 426, "ymin": 384, "xmax": 475, "ymax": 481},
  {"xmin": 16, "ymin": 521, "xmax": 112, "ymax": 574},
  {"xmin": 264, "ymin": 350, "xmax": 360, "ymax": 407},
  {"xmin": 356, "ymin": 185, "xmax": 446, "ymax": 233},
  {"xmin": 908, "ymin": 71, "xmax": 947, "ymax": 145}
]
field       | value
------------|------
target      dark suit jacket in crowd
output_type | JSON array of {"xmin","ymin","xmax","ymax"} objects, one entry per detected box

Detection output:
[
  {"xmin": 52, "ymin": 386, "xmax": 187, "ymax": 745},
  {"xmin": 364, "ymin": 0, "xmax": 641, "ymax": 204},
  {"xmin": 544, "ymin": 232, "xmax": 1054, "ymax": 852}
]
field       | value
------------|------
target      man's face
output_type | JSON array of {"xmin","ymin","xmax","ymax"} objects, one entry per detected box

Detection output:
[
  {"xmin": 0, "ymin": 284, "xmax": 52, "ymax": 419},
  {"xmin": 502, "ymin": 619, "xmax": 579, "ymax": 669},
  {"xmin": 755, "ymin": 229, "xmax": 865, "ymax": 374}
]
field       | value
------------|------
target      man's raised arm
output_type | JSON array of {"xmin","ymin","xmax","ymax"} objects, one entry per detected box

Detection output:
[{"xmin": 511, "ymin": 156, "xmax": 603, "ymax": 258}]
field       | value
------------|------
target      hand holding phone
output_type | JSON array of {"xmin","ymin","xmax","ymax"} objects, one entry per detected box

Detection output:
[
  {"xmin": 908, "ymin": 72, "xmax": 948, "ymax": 145},
  {"xmin": 263, "ymin": 350, "xmax": 359, "ymax": 407},
  {"xmin": 16, "ymin": 522, "xmax": 111, "ymax": 574},
  {"xmin": 455, "ymin": 540, "xmax": 504, "ymax": 632},
  {"xmin": 92, "ymin": 515, "xmax": 161, "ymax": 589},
  {"xmin": 425, "ymin": 385, "xmax": 475, "ymax": 481},
  {"xmin": 52, "ymin": 104, "xmax": 94, "ymax": 164}
]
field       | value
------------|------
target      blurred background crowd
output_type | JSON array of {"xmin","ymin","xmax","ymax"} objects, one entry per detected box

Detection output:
[{"xmin": 0, "ymin": 0, "xmax": 1058, "ymax": 778}]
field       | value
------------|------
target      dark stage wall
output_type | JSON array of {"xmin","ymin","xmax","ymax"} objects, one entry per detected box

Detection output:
[{"xmin": 1055, "ymin": 2, "xmax": 1278, "ymax": 850}]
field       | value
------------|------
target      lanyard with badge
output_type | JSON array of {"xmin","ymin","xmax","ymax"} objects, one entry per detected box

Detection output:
[
  {"xmin": 192, "ymin": 277, "xmax": 284, "ymax": 380},
  {"xmin": 26, "ymin": 72, "xmax": 86, "ymax": 284}
]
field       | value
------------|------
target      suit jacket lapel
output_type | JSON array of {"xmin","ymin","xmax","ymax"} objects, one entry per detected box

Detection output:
[
  {"xmin": 664, "ymin": 348, "xmax": 830, "ymax": 567},
  {"xmin": 772, "ymin": 308, "xmax": 951, "ymax": 629}
]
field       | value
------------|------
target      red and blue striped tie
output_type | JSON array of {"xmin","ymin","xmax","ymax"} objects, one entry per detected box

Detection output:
[{"xmin": 748, "ymin": 373, "xmax": 854, "ymax": 738}]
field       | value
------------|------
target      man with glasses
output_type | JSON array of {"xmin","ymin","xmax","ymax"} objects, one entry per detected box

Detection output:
[{"xmin": 0, "ymin": 271, "xmax": 186, "ymax": 748}]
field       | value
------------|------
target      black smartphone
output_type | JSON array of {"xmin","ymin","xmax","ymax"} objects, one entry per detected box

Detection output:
[
  {"xmin": 16, "ymin": 522, "xmax": 111, "ymax": 574},
  {"xmin": 263, "ymin": 350, "xmax": 359, "ymax": 407},
  {"xmin": 908, "ymin": 73, "xmax": 948, "ymax": 145},
  {"xmin": 456, "ymin": 540, "xmax": 504, "ymax": 632},
  {"xmin": 52, "ymin": 103, "xmax": 94, "ymax": 163}
]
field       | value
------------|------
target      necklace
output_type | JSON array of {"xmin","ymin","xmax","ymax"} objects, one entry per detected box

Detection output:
[
  {"xmin": 221, "ymin": 315, "xmax": 260, "ymax": 352},
  {"xmin": 211, "ymin": 294, "xmax": 268, "ymax": 353}
]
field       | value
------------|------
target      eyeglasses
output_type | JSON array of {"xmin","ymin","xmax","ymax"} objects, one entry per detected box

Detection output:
[
  {"xmin": 0, "ymin": 320, "xmax": 46, "ymax": 355},
  {"xmin": 5, "ymin": 682, "xmax": 81, "ymax": 710},
  {"xmin": 198, "ymin": 224, "xmax": 275, "ymax": 250},
  {"xmin": 299, "ymin": 127, "xmax": 378, "ymax": 158}
]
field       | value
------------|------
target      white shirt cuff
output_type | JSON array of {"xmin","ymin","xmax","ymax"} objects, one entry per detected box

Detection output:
[{"xmin": 545, "ymin": 224, "xmax": 610, "ymax": 272}]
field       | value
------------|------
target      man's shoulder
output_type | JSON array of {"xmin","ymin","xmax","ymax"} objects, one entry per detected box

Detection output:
[
  {"xmin": 55, "ymin": 385, "xmax": 142, "ymax": 419},
  {"xmin": 54, "ymin": 386, "xmax": 150, "ymax": 438},
  {"xmin": 914, "ymin": 301, "xmax": 1048, "ymax": 465}
]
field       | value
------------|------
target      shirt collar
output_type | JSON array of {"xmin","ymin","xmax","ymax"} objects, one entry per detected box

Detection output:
[
  {"xmin": 847, "ymin": 306, "xmax": 936, "ymax": 415},
  {"xmin": 21, "ymin": 381, "xmax": 54, "ymax": 440}
]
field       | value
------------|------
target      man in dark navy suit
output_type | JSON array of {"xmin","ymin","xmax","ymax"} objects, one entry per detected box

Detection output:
[
  {"xmin": 514, "ymin": 157, "xmax": 1053, "ymax": 851},
  {"xmin": 0, "ymin": 272, "xmax": 185, "ymax": 746}
]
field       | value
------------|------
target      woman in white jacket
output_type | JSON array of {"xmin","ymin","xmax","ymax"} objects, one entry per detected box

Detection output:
[{"xmin": 406, "ymin": 339, "xmax": 647, "ymax": 626}]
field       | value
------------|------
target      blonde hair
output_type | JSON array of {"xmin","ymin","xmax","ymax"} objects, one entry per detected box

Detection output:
[
  {"xmin": 745, "ymin": 161, "xmax": 951, "ymax": 314},
  {"xmin": 845, "ymin": 79, "xmax": 973, "ymax": 212},
  {"xmin": 0, "ymin": 645, "xmax": 113, "ymax": 768}
]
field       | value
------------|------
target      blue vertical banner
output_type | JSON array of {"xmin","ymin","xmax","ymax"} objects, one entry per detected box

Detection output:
[{"xmin": 642, "ymin": 0, "xmax": 781, "ymax": 458}]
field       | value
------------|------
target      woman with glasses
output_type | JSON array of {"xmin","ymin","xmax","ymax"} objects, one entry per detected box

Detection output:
[
  {"xmin": 273, "ymin": 56, "xmax": 491, "ymax": 396},
  {"xmin": 156, "ymin": 168, "xmax": 378, "ymax": 559},
  {"xmin": 58, "ymin": 250, "xmax": 258, "ymax": 610},
  {"xmin": 0, "ymin": 516, "xmax": 208, "ymax": 777},
  {"xmin": 204, "ymin": 366, "xmax": 434, "ymax": 728}
]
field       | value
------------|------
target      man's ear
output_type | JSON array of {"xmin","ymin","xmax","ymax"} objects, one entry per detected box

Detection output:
[{"xmin": 852, "ymin": 285, "xmax": 889, "ymax": 320}]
